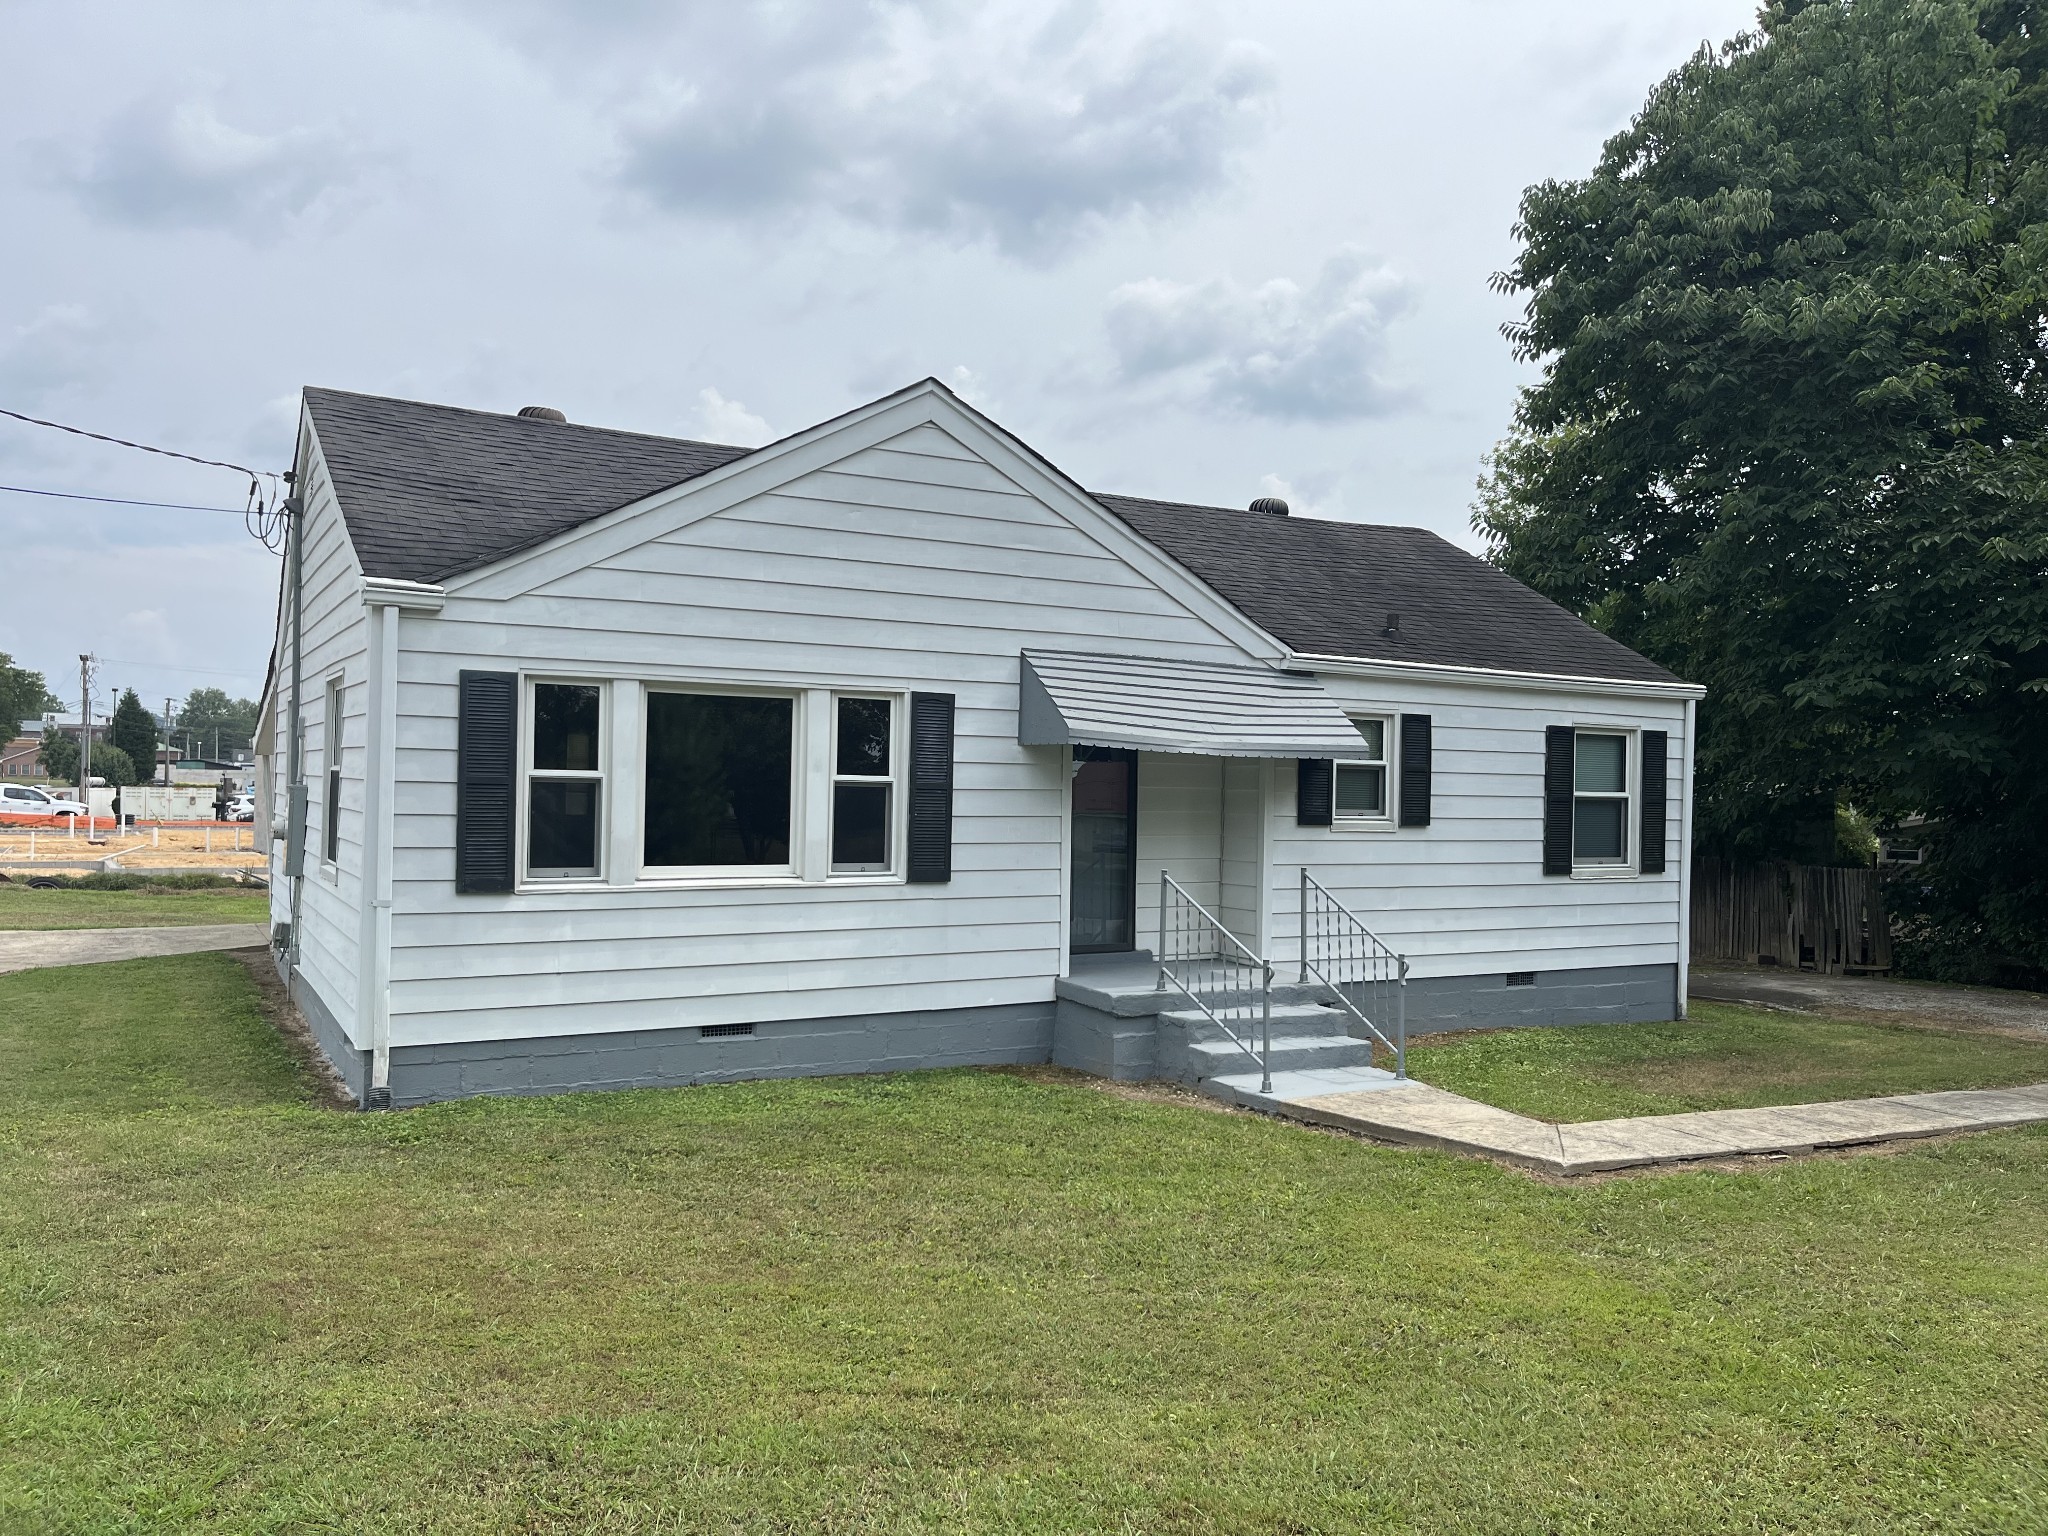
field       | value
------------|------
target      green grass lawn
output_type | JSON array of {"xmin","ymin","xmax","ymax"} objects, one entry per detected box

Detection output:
[
  {"xmin": 4, "ymin": 957, "xmax": 2047, "ymax": 1533},
  {"xmin": 1407, "ymin": 1001, "xmax": 2048, "ymax": 1122},
  {"xmin": 0, "ymin": 881, "xmax": 269, "ymax": 931}
]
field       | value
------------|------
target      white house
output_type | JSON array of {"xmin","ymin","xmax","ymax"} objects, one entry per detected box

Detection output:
[{"xmin": 256, "ymin": 379, "xmax": 1702, "ymax": 1108}]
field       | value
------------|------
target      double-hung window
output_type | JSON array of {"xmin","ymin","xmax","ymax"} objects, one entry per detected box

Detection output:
[
  {"xmin": 527, "ymin": 681, "xmax": 603, "ymax": 880},
  {"xmin": 831, "ymin": 695, "xmax": 896, "ymax": 872},
  {"xmin": 643, "ymin": 689, "xmax": 794, "ymax": 874},
  {"xmin": 322, "ymin": 676, "xmax": 343, "ymax": 865},
  {"xmin": 1334, "ymin": 717, "xmax": 1392, "ymax": 826},
  {"xmin": 1572, "ymin": 731, "xmax": 1630, "ymax": 867}
]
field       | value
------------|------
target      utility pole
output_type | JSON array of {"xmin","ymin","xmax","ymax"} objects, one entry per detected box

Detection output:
[
  {"xmin": 77, "ymin": 655, "xmax": 92, "ymax": 793},
  {"xmin": 163, "ymin": 696, "xmax": 173, "ymax": 786}
]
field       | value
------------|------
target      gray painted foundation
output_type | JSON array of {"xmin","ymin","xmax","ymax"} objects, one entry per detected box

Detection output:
[
  {"xmin": 365, "ymin": 1000, "xmax": 1053, "ymax": 1108},
  {"xmin": 1400, "ymin": 963, "xmax": 1679, "ymax": 1034},
  {"xmin": 289, "ymin": 964, "xmax": 371, "ymax": 1104},
  {"xmin": 287, "ymin": 958, "xmax": 1675, "ymax": 1108}
]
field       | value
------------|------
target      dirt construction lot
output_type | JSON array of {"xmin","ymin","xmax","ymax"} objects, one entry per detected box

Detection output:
[{"xmin": 0, "ymin": 823, "xmax": 264, "ymax": 870}]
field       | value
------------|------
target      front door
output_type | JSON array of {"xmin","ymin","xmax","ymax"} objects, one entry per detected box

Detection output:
[{"xmin": 1071, "ymin": 747, "xmax": 1137, "ymax": 953}]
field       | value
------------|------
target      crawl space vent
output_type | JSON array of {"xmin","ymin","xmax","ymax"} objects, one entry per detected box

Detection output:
[
  {"xmin": 1505, "ymin": 972, "xmax": 1537, "ymax": 988},
  {"xmin": 700, "ymin": 1022, "xmax": 755, "ymax": 1038}
]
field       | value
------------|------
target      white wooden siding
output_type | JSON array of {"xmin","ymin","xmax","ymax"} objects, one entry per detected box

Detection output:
[
  {"xmin": 1263, "ymin": 676, "xmax": 1688, "ymax": 978},
  {"xmin": 266, "ymin": 427, "xmax": 369, "ymax": 1042},
  {"xmin": 1133, "ymin": 753, "xmax": 1223, "ymax": 955},
  {"xmin": 387, "ymin": 423, "xmax": 1261, "ymax": 1046}
]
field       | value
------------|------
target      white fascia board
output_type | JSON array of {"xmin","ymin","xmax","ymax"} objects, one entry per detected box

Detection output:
[
  {"xmin": 361, "ymin": 577, "xmax": 446, "ymax": 611},
  {"xmin": 438, "ymin": 380, "xmax": 1290, "ymax": 662},
  {"xmin": 1288, "ymin": 650, "xmax": 1708, "ymax": 702}
]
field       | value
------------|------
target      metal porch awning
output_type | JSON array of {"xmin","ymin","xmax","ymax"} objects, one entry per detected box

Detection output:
[{"xmin": 1018, "ymin": 649, "xmax": 1369, "ymax": 759}]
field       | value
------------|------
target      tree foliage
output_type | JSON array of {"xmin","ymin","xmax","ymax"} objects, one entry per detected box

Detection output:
[
  {"xmin": 175, "ymin": 687, "xmax": 260, "ymax": 757},
  {"xmin": 89, "ymin": 744, "xmax": 138, "ymax": 789},
  {"xmin": 1479, "ymin": 0, "xmax": 2048, "ymax": 977},
  {"xmin": 38, "ymin": 732, "xmax": 79, "ymax": 787},
  {"xmin": 0, "ymin": 653, "xmax": 61, "ymax": 743},
  {"xmin": 110, "ymin": 689, "xmax": 159, "ymax": 781}
]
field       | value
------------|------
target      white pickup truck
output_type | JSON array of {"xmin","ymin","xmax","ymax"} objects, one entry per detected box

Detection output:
[{"xmin": 0, "ymin": 784, "xmax": 88, "ymax": 818}]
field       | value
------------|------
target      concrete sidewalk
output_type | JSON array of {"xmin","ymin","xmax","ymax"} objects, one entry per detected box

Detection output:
[
  {"xmin": 0, "ymin": 924, "xmax": 269, "ymax": 975},
  {"xmin": 1205, "ymin": 1066, "xmax": 2048, "ymax": 1175}
]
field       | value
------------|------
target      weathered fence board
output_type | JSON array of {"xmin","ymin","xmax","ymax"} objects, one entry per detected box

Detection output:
[{"xmin": 1692, "ymin": 859, "xmax": 1891, "ymax": 974}]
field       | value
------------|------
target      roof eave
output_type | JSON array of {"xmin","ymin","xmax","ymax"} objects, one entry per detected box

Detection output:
[{"xmin": 1285, "ymin": 650, "xmax": 1706, "ymax": 701}]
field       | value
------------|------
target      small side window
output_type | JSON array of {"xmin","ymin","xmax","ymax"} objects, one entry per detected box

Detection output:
[
  {"xmin": 323, "ymin": 677, "xmax": 343, "ymax": 865},
  {"xmin": 527, "ymin": 681, "xmax": 604, "ymax": 880},
  {"xmin": 1572, "ymin": 731, "xmax": 1630, "ymax": 866},
  {"xmin": 831, "ymin": 695, "xmax": 897, "ymax": 873},
  {"xmin": 1334, "ymin": 717, "xmax": 1391, "ymax": 825}
]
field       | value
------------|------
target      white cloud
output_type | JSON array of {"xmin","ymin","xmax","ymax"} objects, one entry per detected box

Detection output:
[
  {"xmin": 610, "ymin": 1, "xmax": 1275, "ymax": 259},
  {"xmin": 0, "ymin": 305, "xmax": 112, "ymax": 406},
  {"xmin": 689, "ymin": 387, "xmax": 771, "ymax": 445},
  {"xmin": 45, "ymin": 100, "xmax": 360, "ymax": 235},
  {"xmin": 1103, "ymin": 249, "xmax": 1415, "ymax": 421}
]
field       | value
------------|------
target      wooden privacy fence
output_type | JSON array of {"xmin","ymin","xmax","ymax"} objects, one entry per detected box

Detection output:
[{"xmin": 1691, "ymin": 859, "xmax": 1892, "ymax": 974}]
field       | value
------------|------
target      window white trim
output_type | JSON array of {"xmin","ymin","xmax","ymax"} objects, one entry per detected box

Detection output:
[
  {"xmin": 1569, "ymin": 727, "xmax": 1637, "ymax": 877},
  {"xmin": 638, "ymin": 681, "xmax": 803, "ymax": 884},
  {"xmin": 1332, "ymin": 713, "xmax": 1395, "ymax": 832},
  {"xmin": 828, "ymin": 692, "xmax": 905, "ymax": 877},
  {"xmin": 519, "ymin": 676, "xmax": 607, "ymax": 884}
]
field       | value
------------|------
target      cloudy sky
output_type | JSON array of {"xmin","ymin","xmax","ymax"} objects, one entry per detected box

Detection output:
[{"xmin": 0, "ymin": 0, "xmax": 1756, "ymax": 722}]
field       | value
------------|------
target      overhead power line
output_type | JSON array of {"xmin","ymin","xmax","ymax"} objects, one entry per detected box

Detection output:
[
  {"xmin": 0, "ymin": 403, "xmax": 290, "ymax": 551},
  {"xmin": 0, "ymin": 482, "xmax": 256, "ymax": 516}
]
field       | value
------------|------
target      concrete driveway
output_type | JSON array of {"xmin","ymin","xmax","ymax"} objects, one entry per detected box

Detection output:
[
  {"xmin": 1691, "ymin": 963, "xmax": 2048, "ymax": 1038},
  {"xmin": 0, "ymin": 924, "xmax": 269, "ymax": 975}
]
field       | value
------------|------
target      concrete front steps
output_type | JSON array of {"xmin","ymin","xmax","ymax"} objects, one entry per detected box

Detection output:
[{"xmin": 1157, "ymin": 1003, "xmax": 1379, "ymax": 1084}]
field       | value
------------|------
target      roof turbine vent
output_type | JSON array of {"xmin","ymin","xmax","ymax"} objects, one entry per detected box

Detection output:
[
  {"xmin": 1249, "ymin": 496, "xmax": 1289, "ymax": 516},
  {"xmin": 517, "ymin": 405, "xmax": 567, "ymax": 423}
]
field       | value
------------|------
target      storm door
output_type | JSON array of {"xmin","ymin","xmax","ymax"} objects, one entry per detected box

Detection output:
[{"xmin": 1070, "ymin": 747, "xmax": 1137, "ymax": 953}]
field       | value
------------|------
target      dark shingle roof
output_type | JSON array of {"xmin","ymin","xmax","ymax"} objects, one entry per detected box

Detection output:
[
  {"xmin": 1095, "ymin": 494, "xmax": 1680, "ymax": 685},
  {"xmin": 304, "ymin": 388, "xmax": 1680, "ymax": 685},
  {"xmin": 304, "ymin": 387, "xmax": 752, "ymax": 583}
]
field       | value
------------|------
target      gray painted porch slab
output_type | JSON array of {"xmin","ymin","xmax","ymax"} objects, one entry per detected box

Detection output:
[{"xmin": 1207, "ymin": 1072, "xmax": 2048, "ymax": 1175}]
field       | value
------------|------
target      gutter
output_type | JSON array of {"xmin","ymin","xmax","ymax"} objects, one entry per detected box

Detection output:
[
  {"xmin": 1285, "ymin": 650, "xmax": 1708, "ymax": 702},
  {"xmin": 357, "ymin": 579, "xmax": 443, "ymax": 1108}
]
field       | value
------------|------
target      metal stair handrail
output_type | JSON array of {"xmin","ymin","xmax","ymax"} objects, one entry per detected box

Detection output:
[
  {"xmin": 1157, "ymin": 871, "xmax": 1274, "ymax": 1093},
  {"xmin": 1299, "ymin": 868, "xmax": 1408, "ymax": 1079}
]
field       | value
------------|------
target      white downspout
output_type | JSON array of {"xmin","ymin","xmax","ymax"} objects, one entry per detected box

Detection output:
[
  {"xmin": 357, "ymin": 601, "xmax": 397, "ymax": 1105},
  {"xmin": 355, "ymin": 578, "xmax": 438, "ymax": 1108},
  {"xmin": 1677, "ymin": 697, "xmax": 1697, "ymax": 1020}
]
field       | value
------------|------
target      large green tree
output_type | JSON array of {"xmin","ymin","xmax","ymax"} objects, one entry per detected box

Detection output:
[
  {"xmin": 1479, "ymin": 0, "xmax": 2048, "ymax": 978},
  {"xmin": 109, "ymin": 689, "xmax": 159, "ymax": 781},
  {"xmin": 175, "ymin": 687, "xmax": 260, "ymax": 758},
  {"xmin": 0, "ymin": 653, "xmax": 60, "ymax": 742}
]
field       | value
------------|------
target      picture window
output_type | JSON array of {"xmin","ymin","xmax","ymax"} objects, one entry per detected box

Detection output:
[{"xmin": 643, "ymin": 691, "xmax": 793, "ymax": 870}]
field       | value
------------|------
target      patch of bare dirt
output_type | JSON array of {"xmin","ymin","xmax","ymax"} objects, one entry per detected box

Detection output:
[{"xmin": 224, "ymin": 945, "xmax": 356, "ymax": 1110}]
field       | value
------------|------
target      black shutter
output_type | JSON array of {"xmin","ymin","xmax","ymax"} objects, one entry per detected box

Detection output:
[
  {"xmin": 1640, "ymin": 729, "xmax": 1669, "ymax": 874},
  {"xmin": 1543, "ymin": 725, "xmax": 1574, "ymax": 875},
  {"xmin": 1297, "ymin": 758, "xmax": 1333, "ymax": 826},
  {"xmin": 1398, "ymin": 713, "xmax": 1432, "ymax": 827},
  {"xmin": 456, "ymin": 671, "xmax": 517, "ymax": 894},
  {"xmin": 906, "ymin": 692, "xmax": 955, "ymax": 883}
]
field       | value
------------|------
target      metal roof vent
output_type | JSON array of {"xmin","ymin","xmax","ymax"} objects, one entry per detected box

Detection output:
[
  {"xmin": 1250, "ymin": 496, "xmax": 1289, "ymax": 516},
  {"xmin": 517, "ymin": 405, "xmax": 567, "ymax": 423}
]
